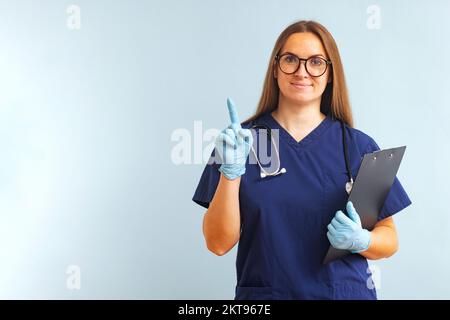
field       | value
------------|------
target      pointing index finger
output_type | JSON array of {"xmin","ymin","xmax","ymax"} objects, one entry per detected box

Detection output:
[{"xmin": 227, "ymin": 97, "xmax": 241, "ymax": 129}]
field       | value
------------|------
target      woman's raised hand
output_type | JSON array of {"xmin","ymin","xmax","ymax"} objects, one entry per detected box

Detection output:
[{"xmin": 214, "ymin": 98, "xmax": 253, "ymax": 180}]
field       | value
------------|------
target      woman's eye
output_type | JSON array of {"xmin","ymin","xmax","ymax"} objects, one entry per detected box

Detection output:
[
  {"xmin": 310, "ymin": 58, "xmax": 324, "ymax": 66},
  {"xmin": 284, "ymin": 55, "xmax": 297, "ymax": 63}
]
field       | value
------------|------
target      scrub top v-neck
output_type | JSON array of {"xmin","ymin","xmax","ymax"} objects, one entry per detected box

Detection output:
[
  {"xmin": 192, "ymin": 111, "xmax": 412, "ymax": 300},
  {"xmin": 265, "ymin": 112, "xmax": 332, "ymax": 147}
]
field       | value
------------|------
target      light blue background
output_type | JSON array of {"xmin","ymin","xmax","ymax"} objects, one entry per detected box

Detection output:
[{"xmin": 0, "ymin": 0, "xmax": 448, "ymax": 299}]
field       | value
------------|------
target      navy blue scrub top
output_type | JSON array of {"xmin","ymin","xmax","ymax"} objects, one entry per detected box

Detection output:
[{"xmin": 192, "ymin": 111, "xmax": 412, "ymax": 300}]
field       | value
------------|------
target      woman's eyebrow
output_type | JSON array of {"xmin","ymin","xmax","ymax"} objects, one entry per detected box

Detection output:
[{"xmin": 283, "ymin": 51, "xmax": 327, "ymax": 59}]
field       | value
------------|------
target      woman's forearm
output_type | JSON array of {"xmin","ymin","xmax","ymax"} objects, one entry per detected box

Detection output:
[
  {"xmin": 359, "ymin": 217, "xmax": 398, "ymax": 260},
  {"xmin": 202, "ymin": 174, "xmax": 241, "ymax": 256}
]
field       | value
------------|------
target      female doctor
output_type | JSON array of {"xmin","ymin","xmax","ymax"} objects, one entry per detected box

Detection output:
[{"xmin": 192, "ymin": 20, "xmax": 411, "ymax": 300}]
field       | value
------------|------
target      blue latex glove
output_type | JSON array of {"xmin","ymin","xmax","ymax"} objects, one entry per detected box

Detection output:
[
  {"xmin": 327, "ymin": 201, "xmax": 371, "ymax": 253},
  {"xmin": 215, "ymin": 98, "xmax": 253, "ymax": 180}
]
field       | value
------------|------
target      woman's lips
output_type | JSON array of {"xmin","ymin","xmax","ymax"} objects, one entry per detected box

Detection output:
[{"xmin": 291, "ymin": 83, "xmax": 312, "ymax": 90}]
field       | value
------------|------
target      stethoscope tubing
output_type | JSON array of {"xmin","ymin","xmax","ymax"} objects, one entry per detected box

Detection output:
[{"xmin": 250, "ymin": 118, "xmax": 354, "ymax": 193}]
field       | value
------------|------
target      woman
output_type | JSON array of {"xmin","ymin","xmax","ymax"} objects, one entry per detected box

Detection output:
[{"xmin": 192, "ymin": 20, "xmax": 411, "ymax": 300}]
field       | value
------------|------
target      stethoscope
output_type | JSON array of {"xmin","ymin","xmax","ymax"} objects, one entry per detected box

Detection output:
[{"xmin": 250, "ymin": 119, "xmax": 354, "ymax": 194}]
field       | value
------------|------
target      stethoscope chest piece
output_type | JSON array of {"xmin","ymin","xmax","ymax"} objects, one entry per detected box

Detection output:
[
  {"xmin": 345, "ymin": 179, "xmax": 353, "ymax": 195},
  {"xmin": 260, "ymin": 167, "xmax": 286, "ymax": 178}
]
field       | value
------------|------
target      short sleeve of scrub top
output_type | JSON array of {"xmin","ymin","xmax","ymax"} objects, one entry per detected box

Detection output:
[
  {"xmin": 192, "ymin": 148, "xmax": 221, "ymax": 209},
  {"xmin": 192, "ymin": 112, "xmax": 412, "ymax": 300}
]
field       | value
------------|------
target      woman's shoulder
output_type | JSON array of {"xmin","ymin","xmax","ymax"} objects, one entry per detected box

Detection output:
[
  {"xmin": 241, "ymin": 111, "xmax": 271, "ymax": 129},
  {"xmin": 345, "ymin": 125, "xmax": 380, "ymax": 154},
  {"xmin": 326, "ymin": 116, "xmax": 379, "ymax": 153}
]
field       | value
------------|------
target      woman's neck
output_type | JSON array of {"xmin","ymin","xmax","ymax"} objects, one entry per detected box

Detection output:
[{"xmin": 271, "ymin": 98, "xmax": 326, "ymax": 134}]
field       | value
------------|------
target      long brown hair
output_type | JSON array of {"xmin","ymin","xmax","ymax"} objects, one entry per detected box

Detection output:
[{"xmin": 243, "ymin": 20, "xmax": 354, "ymax": 127}]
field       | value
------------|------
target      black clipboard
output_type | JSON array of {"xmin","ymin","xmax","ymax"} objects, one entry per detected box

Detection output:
[{"xmin": 322, "ymin": 146, "xmax": 407, "ymax": 264}]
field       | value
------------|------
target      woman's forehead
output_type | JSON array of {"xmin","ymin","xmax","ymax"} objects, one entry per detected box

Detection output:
[{"xmin": 281, "ymin": 32, "xmax": 327, "ymax": 58}]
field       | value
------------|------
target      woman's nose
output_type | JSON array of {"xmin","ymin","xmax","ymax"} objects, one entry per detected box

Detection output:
[{"xmin": 294, "ymin": 61, "xmax": 309, "ymax": 77}]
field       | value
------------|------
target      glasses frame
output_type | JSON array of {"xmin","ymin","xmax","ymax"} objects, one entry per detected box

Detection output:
[{"xmin": 275, "ymin": 52, "xmax": 332, "ymax": 77}]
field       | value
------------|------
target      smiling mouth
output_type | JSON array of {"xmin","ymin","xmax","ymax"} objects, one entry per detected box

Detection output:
[{"xmin": 291, "ymin": 83, "xmax": 312, "ymax": 89}]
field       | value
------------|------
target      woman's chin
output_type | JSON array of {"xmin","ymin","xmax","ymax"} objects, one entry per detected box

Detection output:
[{"xmin": 283, "ymin": 93, "xmax": 319, "ymax": 105}]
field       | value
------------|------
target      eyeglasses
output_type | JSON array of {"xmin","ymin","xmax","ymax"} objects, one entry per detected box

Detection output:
[{"xmin": 275, "ymin": 52, "xmax": 332, "ymax": 77}]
